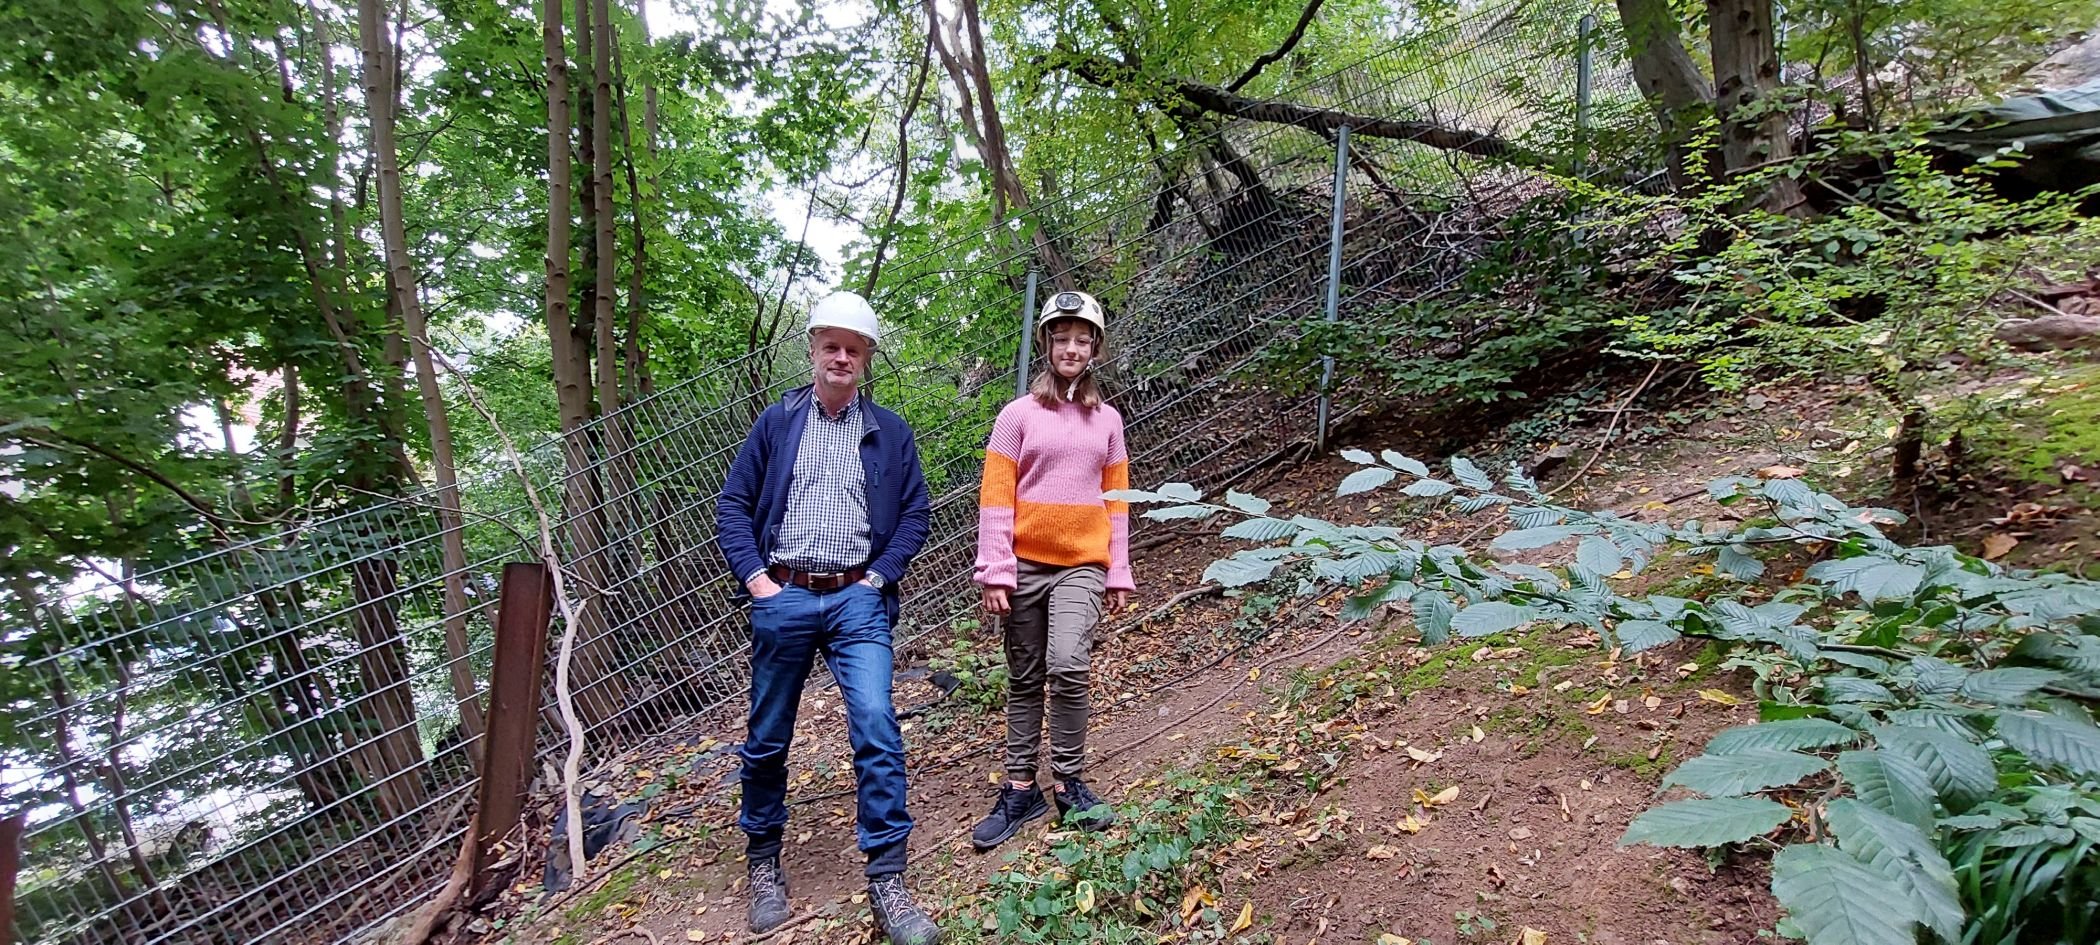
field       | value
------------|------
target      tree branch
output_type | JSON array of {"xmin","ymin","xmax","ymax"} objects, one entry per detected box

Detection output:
[
  {"xmin": 1052, "ymin": 50, "xmax": 1543, "ymax": 166},
  {"xmin": 1225, "ymin": 0, "xmax": 1329, "ymax": 93},
  {"xmin": 9, "ymin": 426, "xmax": 236, "ymax": 539}
]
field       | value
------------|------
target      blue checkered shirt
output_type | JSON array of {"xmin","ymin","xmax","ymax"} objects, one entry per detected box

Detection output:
[{"xmin": 766, "ymin": 395, "xmax": 872, "ymax": 575}]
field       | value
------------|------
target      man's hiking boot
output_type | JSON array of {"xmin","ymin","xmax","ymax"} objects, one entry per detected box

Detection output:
[
  {"xmin": 970, "ymin": 783, "xmax": 1049, "ymax": 850},
  {"xmin": 746, "ymin": 855, "xmax": 791, "ymax": 933},
  {"xmin": 1054, "ymin": 778, "xmax": 1116, "ymax": 831},
  {"xmin": 868, "ymin": 873, "xmax": 942, "ymax": 944}
]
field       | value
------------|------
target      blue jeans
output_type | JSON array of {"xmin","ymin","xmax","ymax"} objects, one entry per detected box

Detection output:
[{"xmin": 739, "ymin": 583, "xmax": 912, "ymax": 876}]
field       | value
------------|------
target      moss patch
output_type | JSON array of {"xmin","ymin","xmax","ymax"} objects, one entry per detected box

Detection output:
[
  {"xmin": 1970, "ymin": 364, "xmax": 2100, "ymax": 486},
  {"xmin": 567, "ymin": 854, "xmax": 651, "ymax": 920},
  {"xmin": 1605, "ymin": 744, "xmax": 1674, "ymax": 780}
]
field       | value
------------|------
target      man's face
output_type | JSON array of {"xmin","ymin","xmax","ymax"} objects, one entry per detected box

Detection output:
[{"xmin": 810, "ymin": 327, "xmax": 871, "ymax": 390}]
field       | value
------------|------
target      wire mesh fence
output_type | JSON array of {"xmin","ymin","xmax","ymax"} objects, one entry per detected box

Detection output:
[{"xmin": 0, "ymin": 2, "xmax": 1652, "ymax": 942}]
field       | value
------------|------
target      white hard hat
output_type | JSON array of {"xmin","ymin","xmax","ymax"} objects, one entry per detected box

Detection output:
[
  {"xmin": 1036, "ymin": 290, "xmax": 1106, "ymax": 340},
  {"xmin": 808, "ymin": 292, "xmax": 881, "ymax": 347}
]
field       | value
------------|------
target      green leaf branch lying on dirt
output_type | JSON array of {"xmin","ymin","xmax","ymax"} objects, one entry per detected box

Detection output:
[{"xmin": 1112, "ymin": 451, "xmax": 2100, "ymax": 945}]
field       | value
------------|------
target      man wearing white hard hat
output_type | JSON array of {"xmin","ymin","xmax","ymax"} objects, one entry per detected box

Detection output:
[{"xmin": 716, "ymin": 291, "xmax": 939, "ymax": 944}]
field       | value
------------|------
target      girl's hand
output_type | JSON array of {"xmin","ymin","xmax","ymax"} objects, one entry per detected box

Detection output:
[
  {"xmin": 981, "ymin": 586, "xmax": 1011, "ymax": 616},
  {"xmin": 1106, "ymin": 589, "xmax": 1130, "ymax": 614}
]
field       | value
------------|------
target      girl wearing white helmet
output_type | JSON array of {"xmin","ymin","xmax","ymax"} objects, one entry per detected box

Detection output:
[{"xmin": 969, "ymin": 289, "xmax": 1134, "ymax": 848}]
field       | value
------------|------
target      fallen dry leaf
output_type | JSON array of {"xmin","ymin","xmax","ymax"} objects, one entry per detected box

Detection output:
[
  {"xmin": 1427, "ymin": 785, "xmax": 1460, "ymax": 807},
  {"xmin": 1758, "ymin": 464, "xmax": 1806, "ymax": 479},
  {"xmin": 1521, "ymin": 928, "xmax": 1548, "ymax": 945},
  {"xmin": 1584, "ymin": 694, "xmax": 1613, "ymax": 715},
  {"xmin": 1697, "ymin": 689, "xmax": 1742, "ymax": 706},
  {"xmin": 1470, "ymin": 725, "xmax": 1485, "ymax": 743},
  {"xmin": 1405, "ymin": 747, "xmax": 1442, "ymax": 764},
  {"xmin": 1396, "ymin": 814, "xmax": 1427, "ymax": 834},
  {"xmin": 1365, "ymin": 844, "xmax": 1398, "ymax": 860},
  {"xmin": 686, "ymin": 932, "xmax": 705, "ymax": 943},
  {"xmin": 1377, "ymin": 935, "xmax": 1415, "ymax": 945},
  {"xmin": 1982, "ymin": 533, "xmax": 2019, "ymax": 561},
  {"xmin": 1232, "ymin": 901, "xmax": 1253, "ymax": 933}
]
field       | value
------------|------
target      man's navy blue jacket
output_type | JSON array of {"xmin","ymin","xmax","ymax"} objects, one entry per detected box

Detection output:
[{"xmin": 715, "ymin": 385, "xmax": 932, "ymax": 615}]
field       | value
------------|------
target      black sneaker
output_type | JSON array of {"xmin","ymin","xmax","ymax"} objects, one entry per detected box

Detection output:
[
  {"xmin": 868, "ymin": 873, "xmax": 943, "ymax": 945},
  {"xmin": 1054, "ymin": 779, "xmax": 1117, "ymax": 830},
  {"xmin": 746, "ymin": 855, "xmax": 791, "ymax": 933},
  {"xmin": 971, "ymin": 782, "xmax": 1049, "ymax": 850}
]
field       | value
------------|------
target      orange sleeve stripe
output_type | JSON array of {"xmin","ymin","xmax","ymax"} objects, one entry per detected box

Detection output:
[
  {"xmin": 1101, "ymin": 460, "xmax": 1130, "ymax": 515},
  {"xmin": 980, "ymin": 452, "xmax": 1018, "ymax": 509}
]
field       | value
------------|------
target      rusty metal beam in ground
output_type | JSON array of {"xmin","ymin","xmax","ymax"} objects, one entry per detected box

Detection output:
[{"xmin": 472, "ymin": 562, "xmax": 553, "ymax": 892}]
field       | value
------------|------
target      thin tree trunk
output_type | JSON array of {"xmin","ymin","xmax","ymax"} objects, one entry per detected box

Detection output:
[
  {"xmin": 925, "ymin": 0, "xmax": 1072, "ymax": 286},
  {"xmin": 34, "ymin": 648, "xmax": 141, "ymax": 933},
  {"xmin": 208, "ymin": 7, "xmax": 431, "ymax": 822},
  {"xmin": 346, "ymin": 552, "xmax": 428, "ymax": 820},
  {"xmin": 98, "ymin": 659, "xmax": 172, "ymax": 918},
  {"xmin": 545, "ymin": 0, "xmax": 630, "ymax": 729},
  {"xmin": 277, "ymin": 363, "xmax": 300, "ymax": 510},
  {"xmin": 1708, "ymin": 0, "xmax": 1805, "ymax": 212},
  {"xmin": 590, "ymin": 0, "xmax": 646, "ymax": 642},
  {"xmin": 1847, "ymin": 1, "xmax": 1878, "ymax": 130},
  {"xmin": 613, "ymin": 4, "xmax": 652, "ymax": 399},
  {"xmin": 359, "ymin": 0, "xmax": 486, "ymax": 749},
  {"xmin": 312, "ymin": 7, "xmax": 353, "ymax": 272},
  {"xmin": 589, "ymin": 0, "xmax": 620, "ymax": 423},
  {"xmin": 864, "ymin": 35, "xmax": 933, "ymax": 295}
]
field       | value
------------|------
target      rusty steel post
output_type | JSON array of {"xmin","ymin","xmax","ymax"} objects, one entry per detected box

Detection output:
[{"xmin": 472, "ymin": 562, "xmax": 553, "ymax": 889}]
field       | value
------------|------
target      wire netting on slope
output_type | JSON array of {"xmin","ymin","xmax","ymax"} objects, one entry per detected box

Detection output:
[{"xmin": 0, "ymin": 3, "xmax": 1649, "ymax": 942}]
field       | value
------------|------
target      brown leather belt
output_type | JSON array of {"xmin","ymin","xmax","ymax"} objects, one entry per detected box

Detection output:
[{"xmin": 768, "ymin": 564, "xmax": 866, "ymax": 592}]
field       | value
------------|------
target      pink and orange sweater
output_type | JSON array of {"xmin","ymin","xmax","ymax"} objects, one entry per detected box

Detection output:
[{"xmin": 973, "ymin": 397, "xmax": 1134, "ymax": 592}]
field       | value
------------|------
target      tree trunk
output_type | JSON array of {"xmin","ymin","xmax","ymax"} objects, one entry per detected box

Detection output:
[
  {"xmin": 346, "ymin": 552, "xmax": 429, "ymax": 820},
  {"xmin": 614, "ymin": 3, "xmax": 653, "ymax": 399},
  {"xmin": 1614, "ymin": 0, "xmax": 1715, "ymax": 188},
  {"xmin": 98, "ymin": 659, "xmax": 172, "ymax": 917},
  {"xmin": 276, "ymin": 362, "xmax": 300, "ymax": 509},
  {"xmin": 199, "ymin": 0, "xmax": 431, "ymax": 823},
  {"xmin": 960, "ymin": 0, "xmax": 1073, "ymax": 284},
  {"xmin": 1707, "ymin": 0, "xmax": 1805, "ymax": 212},
  {"xmin": 590, "ymin": 0, "xmax": 646, "ymax": 633},
  {"xmin": 863, "ymin": 36, "xmax": 933, "ymax": 294},
  {"xmin": 545, "ymin": 0, "xmax": 631, "ymax": 729},
  {"xmin": 925, "ymin": 0, "xmax": 1074, "ymax": 286},
  {"xmin": 359, "ymin": 0, "xmax": 486, "ymax": 750},
  {"xmin": 32, "ymin": 643, "xmax": 146, "ymax": 935}
]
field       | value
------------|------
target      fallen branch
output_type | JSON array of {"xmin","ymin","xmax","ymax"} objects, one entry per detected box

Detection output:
[
  {"xmin": 1119, "ymin": 584, "xmax": 1222, "ymax": 630},
  {"xmin": 428, "ymin": 346, "xmax": 590, "ymax": 886},
  {"xmin": 1546, "ymin": 359, "xmax": 1666, "ymax": 500}
]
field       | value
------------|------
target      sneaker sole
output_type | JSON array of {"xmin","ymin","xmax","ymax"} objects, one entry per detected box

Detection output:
[{"xmin": 970, "ymin": 799, "xmax": 1050, "ymax": 850}]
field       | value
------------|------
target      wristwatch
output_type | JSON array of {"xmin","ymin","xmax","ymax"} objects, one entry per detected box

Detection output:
[{"xmin": 864, "ymin": 571, "xmax": 887, "ymax": 590}]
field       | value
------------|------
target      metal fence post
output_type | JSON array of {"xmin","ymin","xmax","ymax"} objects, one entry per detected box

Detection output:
[
  {"xmin": 1575, "ymin": 14, "xmax": 1595, "ymax": 181},
  {"xmin": 471, "ymin": 561, "xmax": 553, "ymax": 893},
  {"xmin": 1016, "ymin": 270, "xmax": 1040, "ymax": 398},
  {"xmin": 1315, "ymin": 124, "xmax": 1350, "ymax": 454}
]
